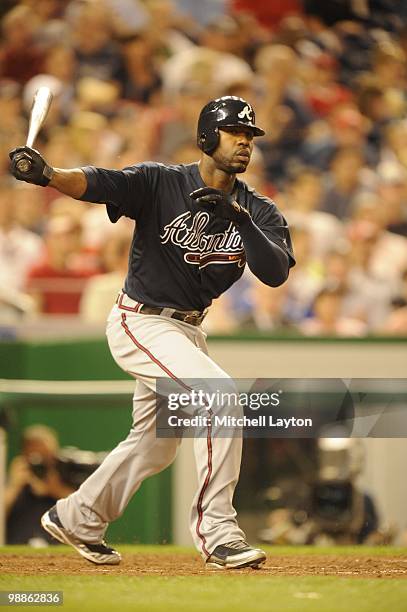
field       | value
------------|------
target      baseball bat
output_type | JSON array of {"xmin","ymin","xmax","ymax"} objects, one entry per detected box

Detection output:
[{"xmin": 15, "ymin": 87, "xmax": 53, "ymax": 173}]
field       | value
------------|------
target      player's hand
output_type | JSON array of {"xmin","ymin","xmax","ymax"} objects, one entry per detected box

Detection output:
[
  {"xmin": 9, "ymin": 146, "xmax": 54, "ymax": 186},
  {"xmin": 189, "ymin": 187, "xmax": 251, "ymax": 226}
]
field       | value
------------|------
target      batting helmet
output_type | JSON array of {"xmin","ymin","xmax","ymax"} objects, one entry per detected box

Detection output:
[{"xmin": 197, "ymin": 96, "xmax": 265, "ymax": 154}]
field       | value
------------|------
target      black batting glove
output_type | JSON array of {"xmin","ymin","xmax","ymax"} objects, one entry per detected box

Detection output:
[
  {"xmin": 189, "ymin": 187, "xmax": 251, "ymax": 226},
  {"xmin": 9, "ymin": 146, "xmax": 54, "ymax": 187}
]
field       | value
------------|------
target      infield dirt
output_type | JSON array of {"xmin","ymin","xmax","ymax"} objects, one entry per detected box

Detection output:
[{"xmin": 1, "ymin": 552, "xmax": 406, "ymax": 578}]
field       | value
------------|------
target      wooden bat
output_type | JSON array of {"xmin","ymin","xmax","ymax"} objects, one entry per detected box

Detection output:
[{"xmin": 16, "ymin": 87, "xmax": 53, "ymax": 172}]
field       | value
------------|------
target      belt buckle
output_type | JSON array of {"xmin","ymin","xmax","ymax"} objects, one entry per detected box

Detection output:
[
  {"xmin": 184, "ymin": 310, "xmax": 205, "ymax": 325},
  {"xmin": 183, "ymin": 313, "xmax": 198, "ymax": 325}
]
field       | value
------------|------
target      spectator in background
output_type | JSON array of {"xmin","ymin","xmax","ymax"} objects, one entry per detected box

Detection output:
[
  {"xmin": 202, "ymin": 293, "xmax": 241, "ymax": 334},
  {"xmin": 42, "ymin": 125, "xmax": 81, "ymax": 172},
  {"xmin": 302, "ymin": 4, "xmax": 343, "ymax": 57},
  {"xmin": 29, "ymin": 0, "xmax": 70, "ymax": 50},
  {"xmin": 376, "ymin": 161, "xmax": 407, "ymax": 237},
  {"xmin": 80, "ymin": 230, "xmax": 132, "ymax": 322},
  {"xmin": 161, "ymin": 38, "xmax": 253, "ymax": 99},
  {"xmin": 0, "ymin": 5, "xmax": 45, "ymax": 84},
  {"xmin": 174, "ymin": 0, "xmax": 228, "ymax": 28},
  {"xmin": 348, "ymin": 192, "xmax": 407, "ymax": 288},
  {"xmin": 70, "ymin": 3, "xmax": 124, "ymax": 83},
  {"xmin": 381, "ymin": 120, "xmax": 407, "ymax": 170},
  {"xmin": 0, "ymin": 180, "xmax": 43, "ymax": 293},
  {"xmin": 142, "ymin": 0, "xmax": 194, "ymax": 59},
  {"xmin": 232, "ymin": 0, "xmax": 302, "ymax": 30},
  {"xmin": 381, "ymin": 268, "xmax": 407, "ymax": 335},
  {"xmin": 254, "ymin": 44, "xmax": 314, "ymax": 185},
  {"xmin": 110, "ymin": 103, "xmax": 160, "ymax": 166},
  {"xmin": 372, "ymin": 41, "xmax": 406, "ymax": 93},
  {"xmin": 42, "ymin": 45, "xmax": 77, "ymax": 122},
  {"xmin": 6, "ymin": 424, "xmax": 74, "ymax": 545},
  {"xmin": 25, "ymin": 215, "xmax": 99, "ymax": 315},
  {"xmin": 120, "ymin": 33, "xmax": 162, "ymax": 105},
  {"xmin": 0, "ymin": 80, "xmax": 25, "ymax": 173},
  {"xmin": 0, "ymin": 179, "xmax": 41, "ymax": 321},
  {"xmin": 67, "ymin": 109, "xmax": 121, "ymax": 167},
  {"xmin": 400, "ymin": 23, "xmax": 407, "ymax": 58},
  {"xmin": 282, "ymin": 224, "xmax": 323, "ymax": 324},
  {"xmin": 355, "ymin": 78, "xmax": 392, "ymax": 160},
  {"xmin": 196, "ymin": 12, "xmax": 262, "ymax": 68},
  {"xmin": 13, "ymin": 183, "xmax": 47, "ymax": 236},
  {"xmin": 75, "ymin": 77, "xmax": 122, "ymax": 124},
  {"xmin": 302, "ymin": 106, "xmax": 373, "ymax": 171},
  {"xmin": 320, "ymin": 146, "xmax": 365, "ymax": 220},
  {"xmin": 346, "ymin": 229, "xmax": 394, "ymax": 329},
  {"xmin": 240, "ymin": 278, "xmax": 291, "ymax": 331},
  {"xmin": 99, "ymin": 0, "xmax": 151, "ymax": 39},
  {"xmin": 304, "ymin": 52, "xmax": 352, "ymax": 118},
  {"xmin": 283, "ymin": 166, "xmax": 344, "ymax": 258},
  {"xmin": 319, "ymin": 248, "xmax": 391, "ymax": 329},
  {"xmin": 157, "ymin": 82, "xmax": 211, "ymax": 161},
  {"xmin": 335, "ymin": 21, "xmax": 376, "ymax": 83},
  {"xmin": 299, "ymin": 286, "xmax": 367, "ymax": 337}
]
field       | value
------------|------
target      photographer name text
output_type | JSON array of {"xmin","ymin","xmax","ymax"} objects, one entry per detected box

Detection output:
[{"xmin": 166, "ymin": 415, "xmax": 313, "ymax": 428}]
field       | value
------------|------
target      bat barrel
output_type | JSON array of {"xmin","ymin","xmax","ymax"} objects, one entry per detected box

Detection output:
[{"xmin": 13, "ymin": 87, "xmax": 53, "ymax": 174}]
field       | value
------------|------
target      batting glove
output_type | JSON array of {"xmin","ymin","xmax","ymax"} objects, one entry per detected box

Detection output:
[
  {"xmin": 9, "ymin": 146, "xmax": 54, "ymax": 186},
  {"xmin": 189, "ymin": 187, "xmax": 251, "ymax": 226}
]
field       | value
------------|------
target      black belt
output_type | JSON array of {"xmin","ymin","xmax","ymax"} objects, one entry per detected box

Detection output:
[
  {"xmin": 139, "ymin": 305, "xmax": 207, "ymax": 326},
  {"xmin": 116, "ymin": 293, "xmax": 207, "ymax": 326}
]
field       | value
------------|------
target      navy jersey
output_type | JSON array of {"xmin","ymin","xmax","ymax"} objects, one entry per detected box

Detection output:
[{"xmin": 80, "ymin": 162, "xmax": 295, "ymax": 310}]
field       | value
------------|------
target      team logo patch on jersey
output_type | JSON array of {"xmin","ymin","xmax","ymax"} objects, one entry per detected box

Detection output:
[
  {"xmin": 237, "ymin": 105, "xmax": 253, "ymax": 121},
  {"xmin": 160, "ymin": 212, "xmax": 246, "ymax": 269}
]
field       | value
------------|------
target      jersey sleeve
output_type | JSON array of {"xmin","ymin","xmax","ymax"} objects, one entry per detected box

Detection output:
[
  {"xmin": 78, "ymin": 163, "xmax": 157, "ymax": 223},
  {"xmin": 250, "ymin": 197, "xmax": 296, "ymax": 268}
]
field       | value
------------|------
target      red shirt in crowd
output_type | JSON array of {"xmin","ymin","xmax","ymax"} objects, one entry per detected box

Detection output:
[
  {"xmin": 232, "ymin": 0, "xmax": 302, "ymax": 29},
  {"xmin": 26, "ymin": 264, "xmax": 96, "ymax": 315}
]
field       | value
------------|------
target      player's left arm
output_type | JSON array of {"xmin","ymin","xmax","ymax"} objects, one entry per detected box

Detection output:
[
  {"xmin": 190, "ymin": 187, "xmax": 295, "ymax": 287},
  {"xmin": 238, "ymin": 214, "xmax": 295, "ymax": 286}
]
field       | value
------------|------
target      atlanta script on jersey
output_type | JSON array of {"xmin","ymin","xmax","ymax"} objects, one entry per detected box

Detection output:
[{"xmin": 80, "ymin": 162, "xmax": 295, "ymax": 310}]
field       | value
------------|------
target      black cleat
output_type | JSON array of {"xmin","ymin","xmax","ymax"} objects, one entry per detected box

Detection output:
[
  {"xmin": 206, "ymin": 540, "xmax": 266, "ymax": 570},
  {"xmin": 41, "ymin": 506, "xmax": 121, "ymax": 565}
]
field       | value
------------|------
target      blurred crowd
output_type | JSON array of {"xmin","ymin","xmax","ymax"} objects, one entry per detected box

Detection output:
[{"xmin": 0, "ymin": 0, "xmax": 406, "ymax": 336}]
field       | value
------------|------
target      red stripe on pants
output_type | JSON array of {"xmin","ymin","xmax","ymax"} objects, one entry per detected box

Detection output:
[{"xmin": 120, "ymin": 312, "xmax": 212, "ymax": 557}]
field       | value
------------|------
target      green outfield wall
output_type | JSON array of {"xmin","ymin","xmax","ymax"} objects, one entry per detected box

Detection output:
[{"xmin": 0, "ymin": 338, "xmax": 171, "ymax": 545}]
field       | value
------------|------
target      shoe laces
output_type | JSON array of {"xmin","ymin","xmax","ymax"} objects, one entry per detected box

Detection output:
[{"xmin": 223, "ymin": 540, "xmax": 249, "ymax": 550}]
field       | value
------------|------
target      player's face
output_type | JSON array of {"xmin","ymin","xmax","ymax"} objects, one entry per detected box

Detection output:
[{"xmin": 212, "ymin": 127, "xmax": 254, "ymax": 174}]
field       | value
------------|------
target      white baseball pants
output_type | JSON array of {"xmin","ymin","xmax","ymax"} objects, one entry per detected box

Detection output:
[{"xmin": 56, "ymin": 293, "xmax": 245, "ymax": 558}]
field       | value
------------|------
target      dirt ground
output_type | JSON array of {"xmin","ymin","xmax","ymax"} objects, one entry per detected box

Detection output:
[{"xmin": 1, "ymin": 553, "xmax": 406, "ymax": 578}]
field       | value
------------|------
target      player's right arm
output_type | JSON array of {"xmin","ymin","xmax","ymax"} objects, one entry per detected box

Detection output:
[
  {"xmin": 49, "ymin": 168, "xmax": 88, "ymax": 199},
  {"xmin": 9, "ymin": 145, "xmax": 152, "ymax": 221}
]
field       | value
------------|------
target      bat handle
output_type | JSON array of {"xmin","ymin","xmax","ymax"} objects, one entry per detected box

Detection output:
[
  {"xmin": 15, "ymin": 144, "xmax": 33, "ymax": 173},
  {"xmin": 16, "ymin": 157, "xmax": 32, "ymax": 173}
]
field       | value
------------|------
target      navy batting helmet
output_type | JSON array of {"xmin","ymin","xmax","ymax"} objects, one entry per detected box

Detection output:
[{"xmin": 197, "ymin": 96, "xmax": 265, "ymax": 154}]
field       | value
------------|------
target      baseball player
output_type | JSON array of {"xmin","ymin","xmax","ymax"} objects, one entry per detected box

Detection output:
[{"xmin": 9, "ymin": 96, "xmax": 295, "ymax": 569}]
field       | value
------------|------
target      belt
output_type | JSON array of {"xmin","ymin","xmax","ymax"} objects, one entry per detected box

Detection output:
[{"xmin": 116, "ymin": 293, "xmax": 207, "ymax": 326}]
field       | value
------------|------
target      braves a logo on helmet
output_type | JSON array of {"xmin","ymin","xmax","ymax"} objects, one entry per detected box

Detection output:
[
  {"xmin": 160, "ymin": 212, "xmax": 246, "ymax": 269},
  {"xmin": 237, "ymin": 105, "xmax": 254, "ymax": 121}
]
